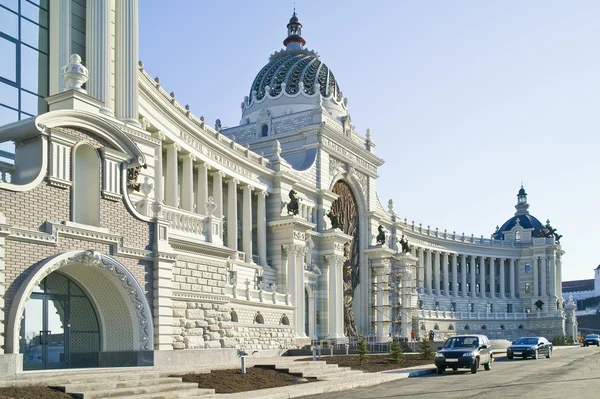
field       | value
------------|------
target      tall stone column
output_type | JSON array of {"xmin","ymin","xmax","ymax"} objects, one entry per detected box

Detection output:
[
  {"xmin": 510, "ymin": 258, "xmax": 516, "ymax": 298},
  {"xmin": 425, "ymin": 249, "xmax": 432, "ymax": 293},
  {"xmin": 226, "ymin": 178, "xmax": 239, "ymax": 251},
  {"xmin": 86, "ymin": 0, "xmax": 111, "ymax": 112},
  {"xmin": 533, "ymin": 257, "xmax": 539, "ymax": 297},
  {"xmin": 324, "ymin": 254, "xmax": 345, "ymax": 339},
  {"xmin": 499, "ymin": 258, "xmax": 505, "ymax": 298},
  {"xmin": 283, "ymin": 244, "xmax": 306, "ymax": 338},
  {"xmin": 549, "ymin": 257, "xmax": 556, "ymax": 297},
  {"xmin": 211, "ymin": 171, "xmax": 224, "ymax": 219},
  {"xmin": 165, "ymin": 143, "xmax": 179, "ymax": 207},
  {"xmin": 451, "ymin": 253, "xmax": 458, "ymax": 297},
  {"xmin": 442, "ymin": 252, "xmax": 449, "ymax": 296},
  {"xmin": 153, "ymin": 133, "xmax": 164, "ymax": 207},
  {"xmin": 540, "ymin": 256, "xmax": 547, "ymax": 297},
  {"xmin": 257, "ymin": 190, "xmax": 268, "ymax": 266},
  {"xmin": 470, "ymin": 255, "xmax": 477, "ymax": 297},
  {"xmin": 196, "ymin": 163, "xmax": 209, "ymax": 214},
  {"xmin": 181, "ymin": 154, "xmax": 195, "ymax": 212},
  {"xmin": 479, "ymin": 256, "xmax": 486, "ymax": 297},
  {"xmin": 242, "ymin": 185, "xmax": 253, "ymax": 262},
  {"xmin": 115, "ymin": 0, "xmax": 140, "ymax": 125},
  {"xmin": 0, "ymin": 212, "xmax": 7, "ymax": 352},
  {"xmin": 490, "ymin": 257, "xmax": 496, "ymax": 298},
  {"xmin": 433, "ymin": 251, "xmax": 441, "ymax": 295},
  {"xmin": 372, "ymin": 259, "xmax": 391, "ymax": 342},
  {"xmin": 461, "ymin": 255, "xmax": 467, "ymax": 297},
  {"xmin": 418, "ymin": 247, "xmax": 425, "ymax": 292}
]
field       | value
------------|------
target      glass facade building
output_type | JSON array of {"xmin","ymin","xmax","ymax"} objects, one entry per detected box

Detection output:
[{"xmin": 0, "ymin": 0, "xmax": 49, "ymax": 127}]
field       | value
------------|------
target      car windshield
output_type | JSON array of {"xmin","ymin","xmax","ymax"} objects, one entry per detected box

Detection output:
[
  {"xmin": 585, "ymin": 335, "xmax": 599, "ymax": 338},
  {"xmin": 515, "ymin": 338, "xmax": 538, "ymax": 345},
  {"xmin": 443, "ymin": 337, "xmax": 479, "ymax": 349}
]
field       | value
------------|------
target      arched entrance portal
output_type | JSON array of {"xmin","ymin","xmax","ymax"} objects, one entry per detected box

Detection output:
[
  {"xmin": 330, "ymin": 180, "xmax": 360, "ymax": 337},
  {"xmin": 20, "ymin": 272, "xmax": 100, "ymax": 369},
  {"xmin": 8, "ymin": 250, "xmax": 153, "ymax": 370}
]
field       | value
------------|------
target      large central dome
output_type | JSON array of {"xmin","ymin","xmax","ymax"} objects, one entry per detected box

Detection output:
[{"xmin": 240, "ymin": 13, "xmax": 348, "ymax": 123}]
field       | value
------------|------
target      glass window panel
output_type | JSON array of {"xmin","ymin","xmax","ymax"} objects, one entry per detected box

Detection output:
[
  {"xmin": 0, "ymin": 82, "xmax": 18, "ymax": 109},
  {"xmin": 21, "ymin": 17, "xmax": 48, "ymax": 52},
  {"xmin": 45, "ymin": 273, "xmax": 68, "ymax": 295},
  {"xmin": 21, "ymin": 45, "xmax": 48, "ymax": 95},
  {"xmin": 69, "ymin": 280, "xmax": 85, "ymax": 296},
  {"xmin": 0, "ymin": 0, "xmax": 18, "ymax": 12},
  {"xmin": 26, "ymin": 0, "xmax": 48, "ymax": 10},
  {"xmin": 0, "ymin": 5, "xmax": 18, "ymax": 37},
  {"xmin": 20, "ymin": 0, "xmax": 47, "ymax": 27},
  {"xmin": 20, "ymin": 90, "xmax": 42, "ymax": 115},
  {"xmin": 0, "ymin": 104, "xmax": 18, "ymax": 126},
  {"xmin": 0, "ymin": 37, "xmax": 17, "ymax": 82}
]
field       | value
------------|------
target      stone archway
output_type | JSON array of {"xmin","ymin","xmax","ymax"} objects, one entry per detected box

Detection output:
[
  {"xmin": 330, "ymin": 180, "xmax": 360, "ymax": 336},
  {"xmin": 7, "ymin": 250, "xmax": 153, "ymax": 358}
]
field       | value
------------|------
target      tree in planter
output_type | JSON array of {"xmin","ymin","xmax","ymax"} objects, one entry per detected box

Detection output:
[
  {"xmin": 357, "ymin": 335, "xmax": 368, "ymax": 363},
  {"xmin": 389, "ymin": 339, "xmax": 404, "ymax": 364},
  {"xmin": 420, "ymin": 337, "xmax": 435, "ymax": 359}
]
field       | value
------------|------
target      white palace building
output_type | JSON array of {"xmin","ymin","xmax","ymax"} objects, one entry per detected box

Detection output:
[{"xmin": 0, "ymin": 1, "xmax": 576, "ymax": 374}]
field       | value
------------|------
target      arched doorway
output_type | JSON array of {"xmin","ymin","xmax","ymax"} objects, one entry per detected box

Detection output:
[
  {"xmin": 330, "ymin": 180, "xmax": 360, "ymax": 337},
  {"xmin": 20, "ymin": 272, "xmax": 100, "ymax": 370},
  {"xmin": 8, "ymin": 250, "xmax": 153, "ymax": 369}
]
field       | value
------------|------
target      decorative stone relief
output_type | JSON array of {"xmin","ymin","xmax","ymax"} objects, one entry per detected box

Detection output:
[{"xmin": 329, "ymin": 157, "xmax": 346, "ymax": 177}]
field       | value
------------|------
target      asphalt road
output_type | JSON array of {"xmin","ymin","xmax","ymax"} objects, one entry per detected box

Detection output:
[{"xmin": 302, "ymin": 346, "xmax": 600, "ymax": 399}]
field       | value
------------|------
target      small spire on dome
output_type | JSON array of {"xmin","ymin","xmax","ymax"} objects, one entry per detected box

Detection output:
[
  {"xmin": 515, "ymin": 184, "xmax": 530, "ymax": 215},
  {"xmin": 283, "ymin": 9, "xmax": 306, "ymax": 50}
]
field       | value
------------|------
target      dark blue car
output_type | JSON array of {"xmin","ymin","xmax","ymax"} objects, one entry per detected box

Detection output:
[
  {"xmin": 583, "ymin": 334, "xmax": 600, "ymax": 347},
  {"xmin": 507, "ymin": 337, "xmax": 552, "ymax": 359}
]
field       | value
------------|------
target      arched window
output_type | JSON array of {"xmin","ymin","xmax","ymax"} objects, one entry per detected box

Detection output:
[
  {"xmin": 434, "ymin": 324, "xmax": 439, "ymax": 331},
  {"xmin": 420, "ymin": 323, "xmax": 426, "ymax": 331},
  {"xmin": 448, "ymin": 324, "xmax": 454, "ymax": 331},
  {"xmin": 464, "ymin": 325, "xmax": 470, "ymax": 330},
  {"xmin": 500, "ymin": 325, "xmax": 505, "ymax": 330},
  {"xmin": 280, "ymin": 314, "xmax": 290, "ymax": 326},
  {"xmin": 230, "ymin": 310, "xmax": 238, "ymax": 323},
  {"xmin": 515, "ymin": 230, "xmax": 521, "ymax": 241},
  {"xmin": 254, "ymin": 312, "xmax": 264, "ymax": 324},
  {"xmin": 73, "ymin": 144, "xmax": 100, "ymax": 226},
  {"xmin": 481, "ymin": 325, "xmax": 487, "ymax": 330},
  {"xmin": 261, "ymin": 124, "xmax": 269, "ymax": 137},
  {"xmin": 518, "ymin": 325, "xmax": 524, "ymax": 330}
]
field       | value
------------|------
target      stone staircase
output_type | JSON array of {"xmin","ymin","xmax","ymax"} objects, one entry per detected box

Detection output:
[
  {"xmin": 0, "ymin": 368, "xmax": 215, "ymax": 399},
  {"xmin": 250, "ymin": 360, "xmax": 362, "ymax": 379}
]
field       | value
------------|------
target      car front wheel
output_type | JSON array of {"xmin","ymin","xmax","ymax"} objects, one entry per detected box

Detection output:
[
  {"xmin": 437, "ymin": 366, "xmax": 445, "ymax": 374},
  {"xmin": 546, "ymin": 349, "xmax": 552, "ymax": 359},
  {"xmin": 507, "ymin": 355, "xmax": 513, "ymax": 360},
  {"xmin": 534, "ymin": 350, "xmax": 539, "ymax": 360},
  {"xmin": 471, "ymin": 359, "xmax": 479, "ymax": 374}
]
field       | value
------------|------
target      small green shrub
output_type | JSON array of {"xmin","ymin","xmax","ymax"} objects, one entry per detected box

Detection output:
[
  {"xmin": 552, "ymin": 335, "xmax": 566, "ymax": 346},
  {"xmin": 420, "ymin": 337, "xmax": 435, "ymax": 359},
  {"xmin": 389, "ymin": 340, "xmax": 404, "ymax": 364},
  {"xmin": 357, "ymin": 335, "xmax": 368, "ymax": 363}
]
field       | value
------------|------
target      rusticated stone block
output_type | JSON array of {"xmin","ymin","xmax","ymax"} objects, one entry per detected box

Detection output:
[
  {"xmin": 186, "ymin": 309, "xmax": 205, "ymax": 319},
  {"xmin": 172, "ymin": 342, "xmax": 185, "ymax": 349},
  {"xmin": 186, "ymin": 328, "xmax": 204, "ymax": 336},
  {"xmin": 184, "ymin": 336, "xmax": 205, "ymax": 349},
  {"xmin": 173, "ymin": 308, "xmax": 185, "ymax": 318},
  {"xmin": 195, "ymin": 320, "xmax": 209, "ymax": 328},
  {"xmin": 205, "ymin": 340, "xmax": 222, "ymax": 349},
  {"xmin": 220, "ymin": 338, "xmax": 237, "ymax": 348}
]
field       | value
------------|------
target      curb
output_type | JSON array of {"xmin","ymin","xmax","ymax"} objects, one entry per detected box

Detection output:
[{"xmin": 407, "ymin": 368, "xmax": 436, "ymax": 377}]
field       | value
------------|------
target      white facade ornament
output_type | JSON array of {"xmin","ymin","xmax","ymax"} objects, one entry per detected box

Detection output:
[
  {"xmin": 62, "ymin": 54, "xmax": 88, "ymax": 93},
  {"xmin": 206, "ymin": 196, "xmax": 217, "ymax": 216}
]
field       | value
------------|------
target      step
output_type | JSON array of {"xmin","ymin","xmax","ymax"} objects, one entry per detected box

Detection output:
[
  {"xmin": 14, "ymin": 371, "xmax": 163, "ymax": 385},
  {"xmin": 111, "ymin": 388, "xmax": 216, "ymax": 399},
  {"xmin": 300, "ymin": 368, "xmax": 361, "ymax": 378},
  {"xmin": 73, "ymin": 382, "xmax": 201, "ymax": 399},
  {"xmin": 58, "ymin": 377, "xmax": 184, "ymax": 393}
]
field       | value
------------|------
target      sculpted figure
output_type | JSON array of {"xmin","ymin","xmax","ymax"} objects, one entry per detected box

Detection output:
[
  {"xmin": 399, "ymin": 234, "xmax": 410, "ymax": 253},
  {"xmin": 286, "ymin": 189, "xmax": 300, "ymax": 216},
  {"xmin": 376, "ymin": 225, "xmax": 386, "ymax": 245},
  {"xmin": 326, "ymin": 209, "xmax": 340, "ymax": 229},
  {"xmin": 534, "ymin": 299, "xmax": 544, "ymax": 310}
]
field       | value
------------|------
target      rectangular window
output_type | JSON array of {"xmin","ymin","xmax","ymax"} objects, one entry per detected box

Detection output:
[
  {"xmin": 0, "ymin": 0, "xmax": 19, "ymax": 12},
  {"xmin": 507, "ymin": 304, "xmax": 513, "ymax": 313},
  {"xmin": 434, "ymin": 301, "xmax": 440, "ymax": 310},
  {"xmin": 525, "ymin": 283, "xmax": 531, "ymax": 293},
  {"xmin": 0, "ymin": 5, "xmax": 19, "ymax": 37},
  {"xmin": 0, "ymin": 37, "xmax": 17, "ymax": 82},
  {"xmin": 21, "ymin": 45, "xmax": 48, "ymax": 95},
  {"xmin": 451, "ymin": 302, "xmax": 457, "ymax": 312},
  {"xmin": 525, "ymin": 263, "xmax": 531, "ymax": 273},
  {"xmin": 469, "ymin": 303, "xmax": 474, "ymax": 312},
  {"xmin": 0, "ymin": 82, "xmax": 18, "ymax": 109},
  {"xmin": 418, "ymin": 300, "xmax": 423, "ymax": 309},
  {"xmin": 21, "ymin": 1, "xmax": 48, "ymax": 28},
  {"xmin": 21, "ymin": 17, "xmax": 48, "ymax": 51}
]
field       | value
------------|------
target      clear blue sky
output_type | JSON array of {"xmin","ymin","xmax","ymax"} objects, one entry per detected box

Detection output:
[{"xmin": 139, "ymin": 1, "xmax": 596, "ymax": 281}]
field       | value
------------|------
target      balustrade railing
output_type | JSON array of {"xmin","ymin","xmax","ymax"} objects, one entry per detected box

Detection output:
[
  {"xmin": 0, "ymin": 161, "xmax": 14, "ymax": 183},
  {"xmin": 159, "ymin": 205, "xmax": 208, "ymax": 238}
]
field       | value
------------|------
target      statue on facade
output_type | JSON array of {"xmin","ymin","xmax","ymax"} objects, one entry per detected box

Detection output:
[
  {"xmin": 398, "ymin": 234, "xmax": 410, "ymax": 253},
  {"xmin": 376, "ymin": 225, "xmax": 386, "ymax": 245},
  {"xmin": 534, "ymin": 299, "xmax": 544, "ymax": 311},
  {"xmin": 126, "ymin": 164, "xmax": 147, "ymax": 191},
  {"xmin": 326, "ymin": 209, "xmax": 340, "ymax": 229},
  {"xmin": 343, "ymin": 241, "xmax": 351, "ymax": 261},
  {"xmin": 287, "ymin": 190, "xmax": 300, "ymax": 216},
  {"xmin": 536, "ymin": 221, "xmax": 563, "ymax": 244}
]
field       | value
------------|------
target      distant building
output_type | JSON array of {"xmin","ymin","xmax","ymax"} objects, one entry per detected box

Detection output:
[{"xmin": 562, "ymin": 266, "xmax": 600, "ymax": 313}]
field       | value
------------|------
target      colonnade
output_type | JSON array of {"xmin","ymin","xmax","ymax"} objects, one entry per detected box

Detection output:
[
  {"xmin": 160, "ymin": 142, "xmax": 268, "ymax": 265},
  {"xmin": 414, "ymin": 248, "xmax": 556, "ymax": 299}
]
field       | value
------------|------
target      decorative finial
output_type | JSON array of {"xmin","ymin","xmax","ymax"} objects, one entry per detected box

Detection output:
[
  {"xmin": 388, "ymin": 199, "xmax": 394, "ymax": 213},
  {"xmin": 366, "ymin": 128, "xmax": 371, "ymax": 141},
  {"xmin": 274, "ymin": 140, "xmax": 282, "ymax": 158},
  {"xmin": 283, "ymin": 9, "xmax": 306, "ymax": 50},
  {"xmin": 62, "ymin": 54, "xmax": 88, "ymax": 93},
  {"xmin": 215, "ymin": 119, "xmax": 222, "ymax": 131}
]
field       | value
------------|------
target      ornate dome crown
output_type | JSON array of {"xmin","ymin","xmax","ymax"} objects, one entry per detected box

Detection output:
[
  {"xmin": 240, "ymin": 12, "xmax": 348, "ymax": 123},
  {"xmin": 493, "ymin": 185, "xmax": 544, "ymax": 240}
]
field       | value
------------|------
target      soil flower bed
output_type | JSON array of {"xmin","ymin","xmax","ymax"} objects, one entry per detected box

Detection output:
[
  {"xmin": 0, "ymin": 386, "xmax": 75, "ymax": 399},
  {"xmin": 178, "ymin": 366, "xmax": 315, "ymax": 394},
  {"xmin": 297, "ymin": 353, "xmax": 434, "ymax": 373}
]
